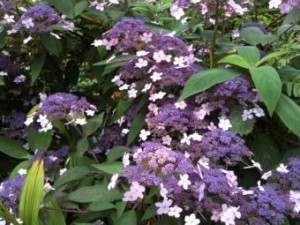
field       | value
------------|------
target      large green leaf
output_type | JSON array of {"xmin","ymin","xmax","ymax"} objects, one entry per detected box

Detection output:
[
  {"xmin": 107, "ymin": 146, "xmax": 130, "ymax": 162},
  {"xmin": 255, "ymin": 51, "xmax": 289, "ymax": 67},
  {"xmin": 67, "ymin": 184, "xmax": 122, "ymax": 203},
  {"xmin": 276, "ymin": 94, "xmax": 300, "ymax": 137},
  {"xmin": 87, "ymin": 201, "xmax": 115, "ymax": 212},
  {"xmin": 40, "ymin": 34, "xmax": 63, "ymax": 57},
  {"xmin": 218, "ymin": 55, "xmax": 251, "ymax": 69},
  {"xmin": 237, "ymin": 46, "xmax": 260, "ymax": 66},
  {"xmin": 179, "ymin": 68, "xmax": 241, "ymax": 100},
  {"xmin": 40, "ymin": 195, "xmax": 66, "ymax": 225},
  {"xmin": 19, "ymin": 159, "xmax": 45, "ymax": 225},
  {"xmin": 52, "ymin": 0, "xmax": 76, "ymax": 18},
  {"xmin": 250, "ymin": 66, "xmax": 281, "ymax": 115},
  {"xmin": 30, "ymin": 51, "xmax": 46, "ymax": 85},
  {"xmin": 0, "ymin": 136, "xmax": 29, "ymax": 159},
  {"xmin": 82, "ymin": 113, "xmax": 104, "ymax": 136},
  {"xmin": 241, "ymin": 27, "xmax": 276, "ymax": 46}
]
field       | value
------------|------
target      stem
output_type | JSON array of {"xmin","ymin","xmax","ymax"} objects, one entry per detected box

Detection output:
[
  {"xmin": 210, "ymin": 0, "xmax": 221, "ymax": 68},
  {"xmin": 43, "ymin": 207, "xmax": 91, "ymax": 214}
]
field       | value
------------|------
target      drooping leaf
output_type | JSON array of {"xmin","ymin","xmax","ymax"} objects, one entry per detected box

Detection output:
[
  {"xmin": 54, "ymin": 166, "xmax": 90, "ymax": 188},
  {"xmin": 19, "ymin": 159, "xmax": 45, "ymax": 225},
  {"xmin": 40, "ymin": 34, "xmax": 63, "ymax": 57},
  {"xmin": 74, "ymin": 1, "xmax": 88, "ymax": 17},
  {"xmin": 0, "ymin": 136, "xmax": 29, "ymax": 159},
  {"xmin": 179, "ymin": 68, "xmax": 241, "ymax": 100},
  {"xmin": 28, "ymin": 129, "xmax": 52, "ymax": 151},
  {"xmin": 87, "ymin": 201, "xmax": 115, "ymax": 212},
  {"xmin": 30, "ymin": 50, "xmax": 46, "ymax": 85},
  {"xmin": 250, "ymin": 66, "xmax": 281, "ymax": 115},
  {"xmin": 255, "ymin": 51, "xmax": 289, "ymax": 66},
  {"xmin": 275, "ymin": 94, "xmax": 300, "ymax": 137},
  {"xmin": 76, "ymin": 138, "xmax": 89, "ymax": 157},
  {"xmin": 82, "ymin": 113, "xmax": 104, "ymax": 136},
  {"xmin": 40, "ymin": 195, "xmax": 66, "ymax": 225}
]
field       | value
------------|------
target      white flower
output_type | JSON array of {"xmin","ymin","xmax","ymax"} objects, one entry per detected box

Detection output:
[
  {"xmin": 242, "ymin": 109, "xmax": 253, "ymax": 121},
  {"xmin": 122, "ymin": 182, "xmax": 145, "ymax": 202},
  {"xmin": 0, "ymin": 71, "xmax": 8, "ymax": 76},
  {"xmin": 112, "ymin": 74, "xmax": 123, "ymax": 86},
  {"xmin": 198, "ymin": 156, "xmax": 210, "ymax": 169},
  {"xmin": 252, "ymin": 107, "xmax": 265, "ymax": 117},
  {"xmin": 121, "ymin": 128, "xmax": 129, "ymax": 135},
  {"xmin": 85, "ymin": 109, "xmax": 95, "ymax": 116},
  {"xmin": 155, "ymin": 198, "xmax": 173, "ymax": 215},
  {"xmin": 22, "ymin": 18, "xmax": 34, "ymax": 29},
  {"xmin": 221, "ymin": 170, "xmax": 238, "ymax": 188},
  {"xmin": 218, "ymin": 118, "xmax": 232, "ymax": 131},
  {"xmin": 140, "ymin": 32, "xmax": 152, "ymax": 43},
  {"xmin": 198, "ymin": 183, "xmax": 206, "ymax": 201},
  {"xmin": 289, "ymin": 190, "xmax": 300, "ymax": 213},
  {"xmin": 269, "ymin": 0, "xmax": 282, "ymax": 9},
  {"xmin": 174, "ymin": 56, "xmax": 186, "ymax": 68},
  {"xmin": 44, "ymin": 182, "xmax": 55, "ymax": 191},
  {"xmin": 243, "ymin": 159, "xmax": 263, "ymax": 172},
  {"xmin": 170, "ymin": 5, "xmax": 185, "ymax": 20},
  {"xmin": 122, "ymin": 153, "xmax": 130, "ymax": 167},
  {"xmin": 174, "ymin": 101, "xmax": 187, "ymax": 110},
  {"xmin": 153, "ymin": 50, "xmax": 172, "ymax": 63},
  {"xmin": 261, "ymin": 171, "xmax": 272, "ymax": 180},
  {"xmin": 17, "ymin": 169, "xmax": 27, "ymax": 175},
  {"xmin": 257, "ymin": 181, "xmax": 265, "ymax": 192},
  {"xmin": 180, "ymin": 133, "xmax": 191, "ymax": 146},
  {"xmin": 189, "ymin": 133, "xmax": 202, "ymax": 142},
  {"xmin": 135, "ymin": 58, "xmax": 148, "ymax": 68},
  {"xmin": 119, "ymin": 84, "xmax": 129, "ymax": 90},
  {"xmin": 159, "ymin": 183, "xmax": 168, "ymax": 199},
  {"xmin": 162, "ymin": 135, "xmax": 172, "ymax": 146},
  {"xmin": 142, "ymin": 83, "xmax": 152, "ymax": 93},
  {"xmin": 219, "ymin": 204, "xmax": 241, "ymax": 225},
  {"xmin": 136, "ymin": 50, "xmax": 149, "ymax": 56},
  {"xmin": 150, "ymin": 71, "xmax": 163, "ymax": 82},
  {"xmin": 59, "ymin": 168, "xmax": 67, "ymax": 175},
  {"xmin": 108, "ymin": 174, "xmax": 119, "ymax": 190},
  {"xmin": 139, "ymin": 129, "xmax": 151, "ymax": 141},
  {"xmin": 4, "ymin": 14, "xmax": 15, "ymax": 23},
  {"xmin": 74, "ymin": 118, "xmax": 87, "ymax": 125},
  {"xmin": 178, "ymin": 174, "xmax": 191, "ymax": 190},
  {"xmin": 149, "ymin": 91, "xmax": 166, "ymax": 102},
  {"xmin": 168, "ymin": 205, "xmax": 182, "ymax": 218},
  {"xmin": 184, "ymin": 213, "xmax": 200, "ymax": 225},
  {"xmin": 128, "ymin": 88, "xmax": 138, "ymax": 98},
  {"xmin": 276, "ymin": 163, "xmax": 289, "ymax": 173}
]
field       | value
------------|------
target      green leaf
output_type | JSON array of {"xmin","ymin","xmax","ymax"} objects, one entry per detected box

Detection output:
[
  {"xmin": 116, "ymin": 210, "xmax": 137, "ymax": 225},
  {"xmin": 82, "ymin": 113, "xmax": 104, "ymax": 136},
  {"xmin": 126, "ymin": 107, "xmax": 148, "ymax": 146},
  {"xmin": 94, "ymin": 55, "xmax": 137, "ymax": 66},
  {"xmin": 142, "ymin": 205, "xmax": 156, "ymax": 221},
  {"xmin": 251, "ymin": 132, "xmax": 281, "ymax": 171},
  {"xmin": 54, "ymin": 166, "xmax": 90, "ymax": 188},
  {"xmin": 276, "ymin": 94, "xmax": 300, "ymax": 137},
  {"xmin": 19, "ymin": 159, "xmax": 45, "ymax": 225},
  {"xmin": 76, "ymin": 138, "xmax": 89, "ymax": 157},
  {"xmin": 40, "ymin": 34, "xmax": 63, "ymax": 57},
  {"xmin": 92, "ymin": 162, "xmax": 123, "ymax": 175},
  {"xmin": 67, "ymin": 184, "xmax": 122, "ymax": 203},
  {"xmin": 241, "ymin": 27, "xmax": 276, "ymax": 46},
  {"xmin": 228, "ymin": 107, "xmax": 255, "ymax": 135},
  {"xmin": 0, "ymin": 202, "xmax": 21, "ymax": 225},
  {"xmin": 9, "ymin": 161, "xmax": 29, "ymax": 179},
  {"xmin": 28, "ymin": 129, "xmax": 52, "ymax": 151},
  {"xmin": 179, "ymin": 69, "xmax": 241, "ymax": 100},
  {"xmin": 256, "ymin": 51, "xmax": 289, "ymax": 67},
  {"xmin": 107, "ymin": 146, "xmax": 130, "ymax": 162},
  {"xmin": 30, "ymin": 51, "xmax": 46, "ymax": 85},
  {"xmin": 110, "ymin": 99, "xmax": 134, "ymax": 124},
  {"xmin": 0, "ymin": 136, "xmax": 29, "ymax": 159},
  {"xmin": 87, "ymin": 201, "xmax": 115, "ymax": 212},
  {"xmin": 250, "ymin": 66, "xmax": 281, "ymax": 115},
  {"xmin": 218, "ymin": 55, "xmax": 251, "ymax": 69},
  {"xmin": 41, "ymin": 196, "xmax": 66, "ymax": 225},
  {"xmin": 52, "ymin": 0, "xmax": 76, "ymax": 18},
  {"xmin": 237, "ymin": 46, "xmax": 260, "ymax": 66},
  {"xmin": 74, "ymin": 1, "xmax": 88, "ymax": 17},
  {"xmin": 115, "ymin": 201, "xmax": 127, "ymax": 218}
]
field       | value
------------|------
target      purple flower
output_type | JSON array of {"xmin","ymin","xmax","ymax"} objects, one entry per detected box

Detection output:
[
  {"xmin": 11, "ymin": 4, "xmax": 70, "ymax": 34},
  {"xmin": 0, "ymin": 175, "xmax": 25, "ymax": 214},
  {"xmin": 0, "ymin": 0, "xmax": 14, "ymax": 14}
]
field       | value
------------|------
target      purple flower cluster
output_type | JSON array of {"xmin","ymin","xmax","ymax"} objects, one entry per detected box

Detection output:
[
  {"xmin": 0, "ymin": 0, "xmax": 14, "ymax": 14},
  {"xmin": 101, "ymin": 18, "xmax": 298, "ymax": 225},
  {"xmin": 10, "ymin": 4, "xmax": 73, "ymax": 34},
  {"xmin": 269, "ymin": 0, "xmax": 300, "ymax": 14},
  {"xmin": 0, "ymin": 175, "xmax": 25, "ymax": 214}
]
